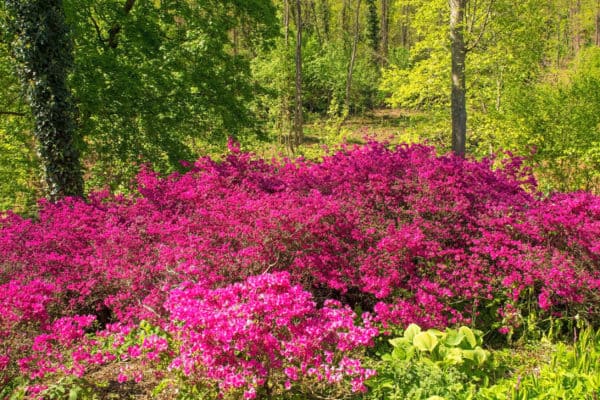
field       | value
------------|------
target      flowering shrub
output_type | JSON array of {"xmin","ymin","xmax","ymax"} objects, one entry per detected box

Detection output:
[
  {"xmin": 0, "ymin": 141, "xmax": 599, "ymax": 394},
  {"xmin": 166, "ymin": 272, "xmax": 377, "ymax": 398}
]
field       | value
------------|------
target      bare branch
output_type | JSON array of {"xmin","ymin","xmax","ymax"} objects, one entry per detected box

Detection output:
[{"xmin": 466, "ymin": 0, "xmax": 494, "ymax": 52}]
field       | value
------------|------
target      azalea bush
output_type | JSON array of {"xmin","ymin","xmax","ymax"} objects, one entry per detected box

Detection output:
[
  {"xmin": 1, "ymin": 140, "xmax": 599, "ymax": 395},
  {"xmin": 166, "ymin": 272, "xmax": 377, "ymax": 398}
]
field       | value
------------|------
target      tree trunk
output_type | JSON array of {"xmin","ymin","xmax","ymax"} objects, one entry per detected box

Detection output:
[
  {"xmin": 595, "ymin": 0, "xmax": 600, "ymax": 46},
  {"xmin": 319, "ymin": 0, "xmax": 331, "ymax": 40},
  {"xmin": 342, "ymin": 0, "xmax": 350, "ymax": 38},
  {"xmin": 450, "ymin": 0, "xmax": 467, "ymax": 157},
  {"xmin": 293, "ymin": 0, "xmax": 303, "ymax": 150},
  {"xmin": 400, "ymin": 3, "xmax": 410, "ymax": 48},
  {"xmin": 380, "ymin": 0, "xmax": 390, "ymax": 65},
  {"xmin": 6, "ymin": 0, "xmax": 84, "ymax": 200},
  {"xmin": 281, "ymin": 0, "xmax": 292, "ymax": 150},
  {"xmin": 284, "ymin": 0, "xmax": 290, "ymax": 45},
  {"xmin": 344, "ymin": 0, "xmax": 362, "ymax": 113},
  {"xmin": 366, "ymin": 0, "xmax": 380, "ymax": 57},
  {"xmin": 569, "ymin": 0, "xmax": 582, "ymax": 54}
]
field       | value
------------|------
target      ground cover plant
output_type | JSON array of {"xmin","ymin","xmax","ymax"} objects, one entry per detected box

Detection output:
[{"xmin": 1, "ymin": 141, "xmax": 599, "ymax": 398}]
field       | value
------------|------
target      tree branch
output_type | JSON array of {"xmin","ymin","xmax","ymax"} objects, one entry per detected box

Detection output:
[
  {"xmin": 466, "ymin": 0, "xmax": 494, "ymax": 52},
  {"xmin": 107, "ymin": 0, "xmax": 136, "ymax": 49},
  {"xmin": 89, "ymin": 13, "xmax": 106, "ymax": 45},
  {"xmin": 0, "ymin": 111, "xmax": 26, "ymax": 117}
]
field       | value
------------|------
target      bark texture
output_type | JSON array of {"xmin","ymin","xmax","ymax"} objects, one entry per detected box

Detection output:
[{"xmin": 450, "ymin": 0, "xmax": 467, "ymax": 157}]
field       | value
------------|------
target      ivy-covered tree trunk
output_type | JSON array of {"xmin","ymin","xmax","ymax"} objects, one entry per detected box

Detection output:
[
  {"xmin": 5, "ymin": 0, "xmax": 83, "ymax": 200},
  {"xmin": 366, "ymin": 0, "xmax": 380, "ymax": 57},
  {"xmin": 450, "ymin": 0, "xmax": 467, "ymax": 157}
]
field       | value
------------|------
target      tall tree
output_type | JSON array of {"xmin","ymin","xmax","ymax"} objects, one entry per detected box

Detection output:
[
  {"xmin": 5, "ymin": 0, "xmax": 84, "ymax": 200},
  {"xmin": 450, "ymin": 0, "xmax": 467, "ymax": 156},
  {"xmin": 318, "ymin": 0, "xmax": 331, "ymax": 40},
  {"xmin": 399, "ymin": 2, "xmax": 411, "ymax": 48},
  {"xmin": 366, "ymin": 0, "xmax": 380, "ymax": 57},
  {"xmin": 293, "ymin": 0, "xmax": 304, "ymax": 150},
  {"xmin": 344, "ymin": 0, "xmax": 362, "ymax": 113},
  {"xmin": 596, "ymin": 0, "xmax": 600, "ymax": 45},
  {"xmin": 380, "ymin": 0, "xmax": 390, "ymax": 65}
]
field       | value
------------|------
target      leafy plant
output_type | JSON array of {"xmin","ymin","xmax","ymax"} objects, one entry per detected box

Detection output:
[
  {"xmin": 1, "ymin": 142, "xmax": 599, "ymax": 396},
  {"xmin": 42, "ymin": 376, "xmax": 98, "ymax": 400},
  {"xmin": 478, "ymin": 327, "xmax": 600, "ymax": 399},
  {"xmin": 367, "ymin": 324, "xmax": 492, "ymax": 399}
]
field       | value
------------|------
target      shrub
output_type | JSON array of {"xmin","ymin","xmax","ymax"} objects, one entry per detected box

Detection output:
[
  {"xmin": 0, "ymin": 141, "xmax": 599, "ymax": 394},
  {"xmin": 366, "ymin": 324, "xmax": 490, "ymax": 400}
]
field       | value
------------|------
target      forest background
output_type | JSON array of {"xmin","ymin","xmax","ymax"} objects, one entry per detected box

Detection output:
[{"xmin": 1, "ymin": 0, "xmax": 600, "ymax": 212}]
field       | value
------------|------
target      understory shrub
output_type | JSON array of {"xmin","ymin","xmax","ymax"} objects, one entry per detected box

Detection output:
[
  {"xmin": 366, "ymin": 324, "xmax": 492, "ymax": 400},
  {"xmin": 1, "ymin": 140, "xmax": 599, "ymax": 395}
]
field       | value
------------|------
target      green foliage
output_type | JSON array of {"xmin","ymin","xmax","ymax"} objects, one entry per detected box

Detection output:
[
  {"xmin": 42, "ymin": 377, "xmax": 99, "ymax": 400},
  {"xmin": 499, "ymin": 47, "xmax": 600, "ymax": 192},
  {"xmin": 368, "ymin": 324, "xmax": 600, "ymax": 400},
  {"xmin": 366, "ymin": 324, "xmax": 492, "ymax": 400},
  {"xmin": 0, "ymin": 376, "xmax": 28, "ymax": 400},
  {"xmin": 0, "ymin": 27, "xmax": 40, "ymax": 213},
  {"xmin": 64, "ymin": 0, "xmax": 278, "ymax": 192},
  {"xmin": 4, "ymin": 0, "xmax": 84, "ymax": 201},
  {"xmin": 377, "ymin": 0, "xmax": 600, "ymax": 192},
  {"xmin": 379, "ymin": 0, "xmax": 448, "ymax": 111},
  {"xmin": 478, "ymin": 327, "xmax": 600, "ymax": 399},
  {"xmin": 293, "ymin": 35, "xmax": 380, "ymax": 116}
]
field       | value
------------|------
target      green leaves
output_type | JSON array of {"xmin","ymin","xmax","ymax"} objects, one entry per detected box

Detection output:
[
  {"xmin": 459, "ymin": 326, "xmax": 478, "ymax": 349},
  {"xmin": 477, "ymin": 327, "xmax": 600, "ymax": 399},
  {"xmin": 404, "ymin": 323, "xmax": 422, "ymax": 341},
  {"xmin": 413, "ymin": 331, "xmax": 440, "ymax": 352},
  {"xmin": 387, "ymin": 324, "xmax": 490, "ymax": 368},
  {"xmin": 370, "ymin": 324, "xmax": 492, "ymax": 399},
  {"xmin": 61, "ymin": 0, "xmax": 279, "ymax": 192}
]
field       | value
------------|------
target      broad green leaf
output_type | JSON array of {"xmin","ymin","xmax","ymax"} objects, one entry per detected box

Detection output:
[
  {"xmin": 68, "ymin": 387, "xmax": 80, "ymax": 400},
  {"xmin": 445, "ymin": 330, "xmax": 465, "ymax": 347},
  {"xmin": 413, "ymin": 331, "xmax": 439, "ymax": 352},
  {"xmin": 459, "ymin": 326, "xmax": 477, "ymax": 348},
  {"xmin": 404, "ymin": 323, "xmax": 421, "ymax": 341},
  {"xmin": 462, "ymin": 349, "xmax": 475, "ymax": 361},
  {"xmin": 391, "ymin": 345, "xmax": 409, "ymax": 361},
  {"xmin": 443, "ymin": 347, "xmax": 465, "ymax": 364},
  {"xmin": 428, "ymin": 328, "xmax": 444, "ymax": 337},
  {"xmin": 473, "ymin": 347, "xmax": 489, "ymax": 366},
  {"xmin": 389, "ymin": 337, "xmax": 410, "ymax": 348}
]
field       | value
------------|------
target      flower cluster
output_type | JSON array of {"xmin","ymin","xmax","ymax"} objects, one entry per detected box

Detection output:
[
  {"xmin": 166, "ymin": 272, "xmax": 377, "ymax": 397},
  {"xmin": 0, "ymin": 141, "xmax": 599, "ymax": 392}
]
